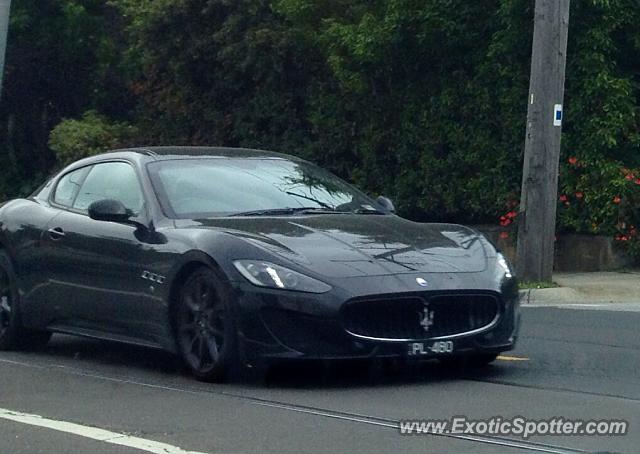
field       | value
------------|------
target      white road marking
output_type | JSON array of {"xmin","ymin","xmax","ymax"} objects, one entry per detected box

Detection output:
[{"xmin": 0, "ymin": 408, "xmax": 207, "ymax": 454}]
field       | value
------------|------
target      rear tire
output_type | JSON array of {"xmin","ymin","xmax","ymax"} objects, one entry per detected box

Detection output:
[
  {"xmin": 0, "ymin": 252, "xmax": 51, "ymax": 351},
  {"xmin": 174, "ymin": 267, "xmax": 239, "ymax": 382}
]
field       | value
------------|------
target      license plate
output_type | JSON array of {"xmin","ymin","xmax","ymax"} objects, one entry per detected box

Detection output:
[{"xmin": 407, "ymin": 340, "xmax": 454, "ymax": 356}]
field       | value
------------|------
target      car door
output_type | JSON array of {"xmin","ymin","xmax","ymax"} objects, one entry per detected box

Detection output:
[
  {"xmin": 41, "ymin": 161, "xmax": 162, "ymax": 340},
  {"xmin": 4, "ymin": 174, "xmax": 87, "ymax": 330}
]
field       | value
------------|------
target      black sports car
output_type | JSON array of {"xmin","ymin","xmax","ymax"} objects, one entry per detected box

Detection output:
[{"xmin": 0, "ymin": 147, "xmax": 520, "ymax": 381}]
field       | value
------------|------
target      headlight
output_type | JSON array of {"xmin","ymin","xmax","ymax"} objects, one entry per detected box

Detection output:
[
  {"xmin": 233, "ymin": 260, "xmax": 332, "ymax": 293},
  {"xmin": 497, "ymin": 253, "xmax": 514, "ymax": 279}
]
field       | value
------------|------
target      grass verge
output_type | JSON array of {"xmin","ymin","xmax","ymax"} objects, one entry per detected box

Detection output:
[{"xmin": 519, "ymin": 281, "xmax": 559, "ymax": 290}]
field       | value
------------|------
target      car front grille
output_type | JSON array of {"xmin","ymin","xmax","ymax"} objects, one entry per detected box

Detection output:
[{"xmin": 341, "ymin": 293, "xmax": 500, "ymax": 341}]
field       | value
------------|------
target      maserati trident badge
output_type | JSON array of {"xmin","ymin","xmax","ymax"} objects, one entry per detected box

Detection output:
[{"xmin": 420, "ymin": 304, "xmax": 435, "ymax": 334}]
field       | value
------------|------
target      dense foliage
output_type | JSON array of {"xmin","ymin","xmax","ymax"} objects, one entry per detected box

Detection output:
[
  {"xmin": 1, "ymin": 0, "xmax": 639, "ymax": 251},
  {"xmin": 48, "ymin": 111, "xmax": 137, "ymax": 166},
  {"xmin": 0, "ymin": 0, "xmax": 132, "ymax": 196}
]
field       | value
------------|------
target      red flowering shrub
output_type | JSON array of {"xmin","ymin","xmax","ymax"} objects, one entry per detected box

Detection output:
[
  {"xmin": 497, "ymin": 158, "xmax": 640, "ymax": 259},
  {"xmin": 557, "ymin": 158, "xmax": 640, "ymax": 258},
  {"xmin": 497, "ymin": 204, "xmax": 519, "ymax": 239}
]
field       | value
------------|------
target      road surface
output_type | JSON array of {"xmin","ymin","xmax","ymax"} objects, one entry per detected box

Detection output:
[{"xmin": 1, "ymin": 304, "xmax": 638, "ymax": 454}]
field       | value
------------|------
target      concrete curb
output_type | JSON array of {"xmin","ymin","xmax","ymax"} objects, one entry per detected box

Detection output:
[
  {"xmin": 519, "ymin": 288, "xmax": 640, "ymax": 306},
  {"xmin": 518, "ymin": 287, "xmax": 582, "ymax": 305},
  {"xmin": 518, "ymin": 271, "xmax": 640, "ymax": 306}
]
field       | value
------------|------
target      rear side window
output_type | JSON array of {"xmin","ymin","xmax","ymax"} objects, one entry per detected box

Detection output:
[{"xmin": 52, "ymin": 167, "xmax": 91, "ymax": 208}]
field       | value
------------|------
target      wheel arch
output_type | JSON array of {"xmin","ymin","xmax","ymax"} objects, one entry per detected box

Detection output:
[{"xmin": 166, "ymin": 252, "xmax": 231, "ymax": 340}]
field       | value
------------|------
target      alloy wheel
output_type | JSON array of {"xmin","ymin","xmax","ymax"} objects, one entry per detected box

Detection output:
[{"xmin": 177, "ymin": 272, "xmax": 227, "ymax": 374}]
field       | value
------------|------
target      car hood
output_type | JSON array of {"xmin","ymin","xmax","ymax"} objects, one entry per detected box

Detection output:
[{"xmin": 186, "ymin": 215, "xmax": 490, "ymax": 278}]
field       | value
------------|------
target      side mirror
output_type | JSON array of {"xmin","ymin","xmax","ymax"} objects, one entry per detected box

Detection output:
[
  {"xmin": 376, "ymin": 196, "xmax": 396, "ymax": 213},
  {"xmin": 88, "ymin": 199, "xmax": 132, "ymax": 223}
]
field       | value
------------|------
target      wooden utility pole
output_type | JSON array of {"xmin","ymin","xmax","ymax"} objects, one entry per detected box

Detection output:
[
  {"xmin": 0, "ymin": 0, "xmax": 11, "ymax": 97},
  {"xmin": 516, "ymin": 0, "xmax": 570, "ymax": 282}
]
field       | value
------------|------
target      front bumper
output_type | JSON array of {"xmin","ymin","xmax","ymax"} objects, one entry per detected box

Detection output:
[{"xmin": 230, "ymin": 273, "xmax": 521, "ymax": 365}]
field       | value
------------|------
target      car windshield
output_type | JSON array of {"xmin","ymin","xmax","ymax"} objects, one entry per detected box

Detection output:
[{"xmin": 147, "ymin": 158, "xmax": 383, "ymax": 218}]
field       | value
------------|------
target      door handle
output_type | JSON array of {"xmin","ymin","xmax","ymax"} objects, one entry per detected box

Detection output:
[{"xmin": 48, "ymin": 227, "xmax": 66, "ymax": 240}]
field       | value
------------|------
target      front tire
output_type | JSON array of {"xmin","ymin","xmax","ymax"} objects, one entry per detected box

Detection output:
[
  {"xmin": 0, "ymin": 252, "xmax": 51, "ymax": 351},
  {"xmin": 175, "ymin": 267, "xmax": 238, "ymax": 382}
]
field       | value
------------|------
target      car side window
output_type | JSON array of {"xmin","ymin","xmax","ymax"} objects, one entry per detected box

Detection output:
[
  {"xmin": 52, "ymin": 167, "xmax": 91, "ymax": 208},
  {"xmin": 72, "ymin": 162, "xmax": 144, "ymax": 215}
]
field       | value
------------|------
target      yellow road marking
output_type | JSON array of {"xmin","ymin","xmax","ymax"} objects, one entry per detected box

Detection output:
[{"xmin": 497, "ymin": 355, "xmax": 530, "ymax": 362}]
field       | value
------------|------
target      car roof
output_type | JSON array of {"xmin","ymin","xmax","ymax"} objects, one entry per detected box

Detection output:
[
  {"xmin": 108, "ymin": 146, "xmax": 303, "ymax": 161},
  {"xmin": 54, "ymin": 146, "xmax": 312, "ymax": 183}
]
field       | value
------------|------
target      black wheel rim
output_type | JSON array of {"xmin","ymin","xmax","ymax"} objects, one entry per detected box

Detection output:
[
  {"xmin": 0, "ymin": 269, "xmax": 13, "ymax": 337},
  {"xmin": 178, "ymin": 274, "xmax": 226, "ymax": 373}
]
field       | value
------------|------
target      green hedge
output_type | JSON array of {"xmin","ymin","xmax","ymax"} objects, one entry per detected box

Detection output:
[{"xmin": 2, "ymin": 1, "xmax": 639, "ymax": 256}]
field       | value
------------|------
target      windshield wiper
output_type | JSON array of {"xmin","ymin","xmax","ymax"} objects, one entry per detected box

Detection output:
[
  {"xmin": 229, "ymin": 207, "xmax": 340, "ymax": 217},
  {"xmin": 284, "ymin": 191, "xmax": 335, "ymax": 210}
]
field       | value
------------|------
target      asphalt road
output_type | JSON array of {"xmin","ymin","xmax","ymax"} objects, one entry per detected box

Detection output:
[{"xmin": 1, "ymin": 304, "xmax": 639, "ymax": 454}]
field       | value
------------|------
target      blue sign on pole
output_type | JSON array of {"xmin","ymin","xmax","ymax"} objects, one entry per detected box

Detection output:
[{"xmin": 553, "ymin": 104, "xmax": 563, "ymax": 127}]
